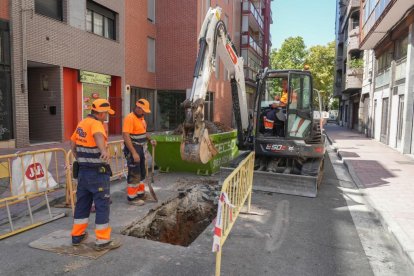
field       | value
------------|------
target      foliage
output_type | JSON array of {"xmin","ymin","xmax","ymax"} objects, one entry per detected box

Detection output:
[
  {"xmin": 269, "ymin": 38, "xmax": 336, "ymax": 110},
  {"xmin": 270, "ymin": 37, "xmax": 307, "ymax": 70},
  {"xmin": 331, "ymin": 98, "xmax": 339, "ymax": 110},
  {"xmin": 305, "ymin": 41, "xmax": 335, "ymax": 110},
  {"xmin": 349, "ymin": 57, "xmax": 364, "ymax": 69}
]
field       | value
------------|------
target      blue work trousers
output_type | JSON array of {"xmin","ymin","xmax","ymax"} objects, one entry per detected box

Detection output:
[{"xmin": 74, "ymin": 168, "xmax": 110, "ymax": 225}]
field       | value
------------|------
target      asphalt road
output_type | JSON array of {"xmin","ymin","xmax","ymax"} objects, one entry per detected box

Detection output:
[{"xmin": 0, "ymin": 147, "xmax": 413, "ymax": 275}]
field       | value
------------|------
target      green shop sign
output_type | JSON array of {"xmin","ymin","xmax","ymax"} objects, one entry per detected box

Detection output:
[{"xmin": 79, "ymin": 70, "xmax": 111, "ymax": 86}]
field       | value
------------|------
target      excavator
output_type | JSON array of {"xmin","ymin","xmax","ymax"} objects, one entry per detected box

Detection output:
[{"xmin": 180, "ymin": 7, "xmax": 328, "ymax": 197}]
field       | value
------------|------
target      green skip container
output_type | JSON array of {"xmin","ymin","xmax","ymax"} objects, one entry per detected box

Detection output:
[{"xmin": 149, "ymin": 130, "xmax": 239, "ymax": 175}]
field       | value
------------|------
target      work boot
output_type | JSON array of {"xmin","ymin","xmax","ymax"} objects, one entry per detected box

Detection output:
[
  {"xmin": 137, "ymin": 192, "xmax": 149, "ymax": 201},
  {"xmin": 127, "ymin": 197, "xmax": 145, "ymax": 206},
  {"xmin": 94, "ymin": 239, "xmax": 122, "ymax": 251},
  {"xmin": 72, "ymin": 232, "xmax": 88, "ymax": 246}
]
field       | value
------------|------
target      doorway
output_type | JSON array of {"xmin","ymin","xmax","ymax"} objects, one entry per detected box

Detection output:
[{"xmin": 28, "ymin": 63, "xmax": 62, "ymax": 144}]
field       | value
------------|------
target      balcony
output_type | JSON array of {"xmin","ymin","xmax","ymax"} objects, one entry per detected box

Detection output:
[
  {"xmin": 241, "ymin": 33, "xmax": 263, "ymax": 57},
  {"xmin": 336, "ymin": 59, "xmax": 343, "ymax": 70},
  {"xmin": 361, "ymin": 0, "xmax": 411, "ymax": 49},
  {"xmin": 374, "ymin": 68, "xmax": 391, "ymax": 89},
  {"xmin": 241, "ymin": 48, "xmax": 262, "ymax": 82},
  {"xmin": 270, "ymin": 9, "xmax": 273, "ymax": 24},
  {"xmin": 347, "ymin": 32, "xmax": 360, "ymax": 52},
  {"xmin": 337, "ymin": 33, "xmax": 344, "ymax": 43},
  {"xmin": 395, "ymin": 58, "xmax": 407, "ymax": 81},
  {"xmin": 345, "ymin": 68, "xmax": 363, "ymax": 90},
  {"xmin": 242, "ymin": 0, "xmax": 264, "ymax": 33}
]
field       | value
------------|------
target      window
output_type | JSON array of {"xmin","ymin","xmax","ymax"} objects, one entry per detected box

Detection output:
[
  {"xmin": 147, "ymin": 37, "xmax": 155, "ymax": 72},
  {"xmin": 35, "ymin": 0, "xmax": 63, "ymax": 21},
  {"xmin": 223, "ymin": 14, "xmax": 229, "ymax": 80},
  {"xmin": 0, "ymin": 33, "xmax": 2, "ymax": 64},
  {"xmin": 376, "ymin": 49, "xmax": 392, "ymax": 73},
  {"xmin": 130, "ymin": 87, "xmax": 156, "ymax": 131},
  {"xmin": 157, "ymin": 91, "xmax": 186, "ymax": 130},
  {"xmin": 86, "ymin": 1, "xmax": 116, "ymax": 40},
  {"xmin": 204, "ymin": 92, "xmax": 214, "ymax": 122},
  {"xmin": 395, "ymin": 36, "xmax": 408, "ymax": 60},
  {"xmin": 148, "ymin": 0, "xmax": 155, "ymax": 23},
  {"xmin": 0, "ymin": 22, "xmax": 10, "ymax": 65}
]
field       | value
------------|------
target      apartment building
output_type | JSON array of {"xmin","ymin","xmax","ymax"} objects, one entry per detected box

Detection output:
[
  {"xmin": 126, "ymin": 0, "xmax": 272, "ymax": 130},
  {"xmin": 5, "ymin": 0, "xmax": 125, "ymax": 148},
  {"xmin": 360, "ymin": 0, "xmax": 414, "ymax": 154},
  {"xmin": 1, "ymin": 0, "xmax": 272, "ymax": 148},
  {"xmin": 241, "ymin": 0, "xmax": 272, "ymax": 108},
  {"xmin": 0, "ymin": 0, "xmax": 12, "ymax": 146},
  {"xmin": 334, "ymin": 0, "xmax": 363, "ymax": 131}
]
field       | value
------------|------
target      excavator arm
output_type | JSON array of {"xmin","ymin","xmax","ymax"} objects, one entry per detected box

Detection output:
[{"xmin": 181, "ymin": 7, "xmax": 249, "ymax": 164}]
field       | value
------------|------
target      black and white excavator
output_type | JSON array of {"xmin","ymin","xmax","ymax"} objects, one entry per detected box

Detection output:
[{"xmin": 181, "ymin": 7, "xmax": 329, "ymax": 197}]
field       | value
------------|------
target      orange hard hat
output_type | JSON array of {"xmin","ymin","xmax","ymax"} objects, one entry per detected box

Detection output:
[
  {"xmin": 91, "ymin": 99, "xmax": 115, "ymax": 115},
  {"xmin": 136, "ymin": 98, "xmax": 151, "ymax": 113}
]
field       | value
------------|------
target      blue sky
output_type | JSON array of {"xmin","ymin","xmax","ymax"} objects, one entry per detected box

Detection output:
[{"xmin": 270, "ymin": 0, "xmax": 336, "ymax": 50}]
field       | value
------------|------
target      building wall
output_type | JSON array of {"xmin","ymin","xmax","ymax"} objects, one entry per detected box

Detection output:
[
  {"xmin": 209, "ymin": 0, "xmax": 240, "ymax": 127},
  {"xmin": 0, "ymin": 0, "xmax": 8, "ymax": 20},
  {"xmin": 125, "ymin": 0, "xmax": 156, "ymax": 89},
  {"xmin": 156, "ymin": 0, "xmax": 197, "ymax": 90},
  {"xmin": 11, "ymin": 0, "xmax": 125, "ymax": 147}
]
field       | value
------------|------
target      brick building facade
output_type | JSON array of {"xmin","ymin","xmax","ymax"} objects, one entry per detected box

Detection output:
[
  {"xmin": 1, "ymin": 0, "xmax": 272, "ymax": 148},
  {"xmin": 6, "ymin": 0, "xmax": 124, "ymax": 148}
]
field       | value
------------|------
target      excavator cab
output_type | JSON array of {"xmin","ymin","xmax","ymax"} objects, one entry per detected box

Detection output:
[{"xmin": 257, "ymin": 71, "xmax": 314, "ymax": 140}]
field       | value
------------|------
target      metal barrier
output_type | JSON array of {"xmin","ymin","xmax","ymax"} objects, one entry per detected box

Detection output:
[
  {"xmin": 66, "ymin": 140, "xmax": 128, "ymax": 211},
  {"xmin": 214, "ymin": 151, "xmax": 255, "ymax": 276},
  {"xmin": 0, "ymin": 148, "xmax": 68, "ymax": 240}
]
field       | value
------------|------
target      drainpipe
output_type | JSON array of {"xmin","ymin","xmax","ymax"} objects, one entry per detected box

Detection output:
[{"xmin": 21, "ymin": 0, "xmax": 28, "ymax": 94}]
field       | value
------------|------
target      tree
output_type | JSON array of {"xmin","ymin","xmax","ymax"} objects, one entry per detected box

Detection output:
[
  {"xmin": 305, "ymin": 41, "xmax": 335, "ymax": 110},
  {"xmin": 270, "ymin": 37, "xmax": 307, "ymax": 70}
]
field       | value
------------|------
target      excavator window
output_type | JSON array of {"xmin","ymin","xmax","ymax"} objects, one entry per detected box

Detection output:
[
  {"xmin": 286, "ymin": 74, "xmax": 312, "ymax": 139},
  {"xmin": 258, "ymin": 77, "xmax": 287, "ymax": 137}
]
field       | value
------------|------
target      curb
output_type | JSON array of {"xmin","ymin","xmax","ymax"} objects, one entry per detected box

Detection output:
[{"xmin": 325, "ymin": 132, "xmax": 414, "ymax": 268}]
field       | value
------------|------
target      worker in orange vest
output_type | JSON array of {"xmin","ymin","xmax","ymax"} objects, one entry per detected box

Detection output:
[
  {"xmin": 123, "ymin": 98, "xmax": 157, "ymax": 206},
  {"xmin": 70, "ymin": 99, "xmax": 121, "ymax": 251}
]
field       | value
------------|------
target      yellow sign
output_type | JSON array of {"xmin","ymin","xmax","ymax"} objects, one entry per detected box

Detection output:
[{"xmin": 79, "ymin": 70, "xmax": 111, "ymax": 86}]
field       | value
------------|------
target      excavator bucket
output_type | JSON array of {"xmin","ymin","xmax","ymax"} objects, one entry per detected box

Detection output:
[{"xmin": 180, "ymin": 129, "xmax": 218, "ymax": 164}]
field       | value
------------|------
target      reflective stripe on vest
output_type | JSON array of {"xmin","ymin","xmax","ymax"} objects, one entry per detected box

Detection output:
[
  {"xmin": 76, "ymin": 145, "xmax": 103, "ymax": 166},
  {"xmin": 264, "ymin": 117, "xmax": 274, "ymax": 130},
  {"xmin": 130, "ymin": 133, "xmax": 147, "ymax": 145}
]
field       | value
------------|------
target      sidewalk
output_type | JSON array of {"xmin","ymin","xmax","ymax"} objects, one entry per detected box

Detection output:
[{"xmin": 325, "ymin": 123, "xmax": 414, "ymax": 265}]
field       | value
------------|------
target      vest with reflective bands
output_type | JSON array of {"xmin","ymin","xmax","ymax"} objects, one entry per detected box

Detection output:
[
  {"xmin": 123, "ymin": 112, "xmax": 147, "ymax": 145},
  {"xmin": 71, "ymin": 115, "xmax": 107, "ymax": 167},
  {"xmin": 280, "ymin": 91, "xmax": 288, "ymax": 105}
]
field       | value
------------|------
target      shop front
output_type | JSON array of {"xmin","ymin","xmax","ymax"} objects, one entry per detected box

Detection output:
[{"xmin": 63, "ymin": 68, "xmax": 121, "ymax": 140}]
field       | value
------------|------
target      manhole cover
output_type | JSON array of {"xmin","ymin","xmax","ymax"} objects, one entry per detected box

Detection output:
[{"xmin": 122, "ymin": 185, "xmax": 219, "ymax": 247}]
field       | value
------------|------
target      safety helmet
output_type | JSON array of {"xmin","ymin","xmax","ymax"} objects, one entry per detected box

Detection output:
[{"xmin": 136, "ymin": 98, "xmax": 151, "ymax": 113}]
